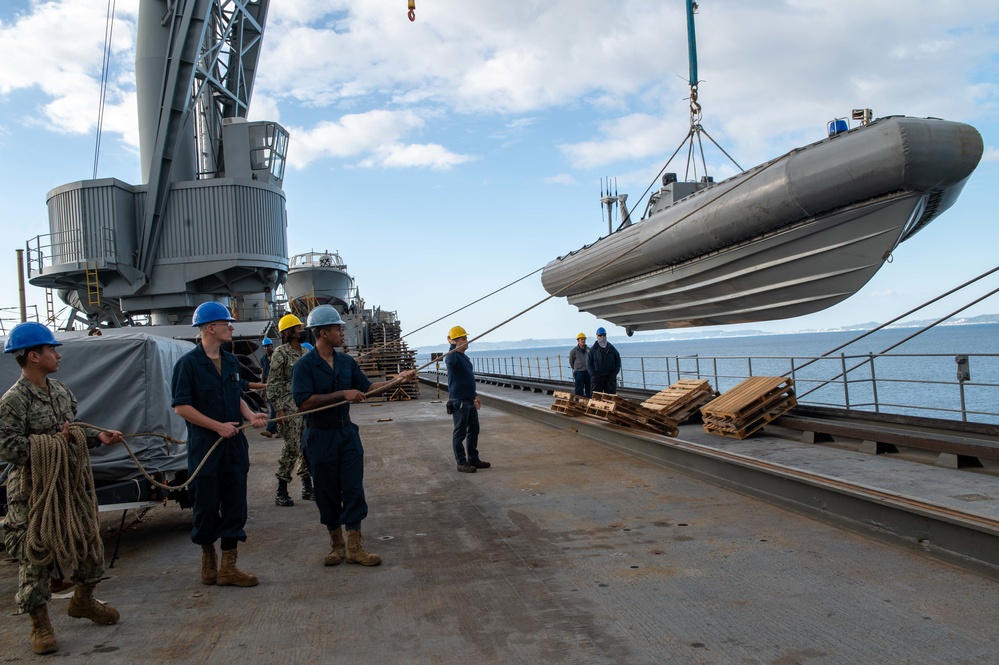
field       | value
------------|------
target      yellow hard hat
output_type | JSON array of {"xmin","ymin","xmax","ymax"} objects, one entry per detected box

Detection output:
[
  {"xmin": 576, "ymin": 332, "xmax": 587, "ymax": 339},
  {"xmin": 448, "ymin": 325, "xmax": 468, "ymax": 339},
  {"xmin": 278, "ymin": 313, "xmax": 303, "ymax": 332}
]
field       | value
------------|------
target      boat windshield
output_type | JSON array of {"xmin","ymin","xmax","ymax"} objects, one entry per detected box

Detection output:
[{"xmin": 290, "ymin": 251, "xmax": 347, "ymax": 270}]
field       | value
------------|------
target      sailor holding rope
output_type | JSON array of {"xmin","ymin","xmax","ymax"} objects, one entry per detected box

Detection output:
[
  {"xmin": 0, "ymin": 322, "xmax": 124, "ymax": 655},
  {"xmin": 171, "ymin": 302, "xmax": 267, "ymax": 588}
]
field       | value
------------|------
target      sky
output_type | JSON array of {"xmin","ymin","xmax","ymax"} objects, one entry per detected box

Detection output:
[{"xmin": 1, "ymin": 0, "xmax": 997, "ymax": 350}]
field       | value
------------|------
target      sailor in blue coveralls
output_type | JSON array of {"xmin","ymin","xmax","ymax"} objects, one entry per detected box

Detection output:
[
  {"xmin": 171, "ymin": 302, "xmax": 268, "ymax": 588},
  {"xmin": 292, "ymin": 305, "xmax": 417, "ymax": 567}
]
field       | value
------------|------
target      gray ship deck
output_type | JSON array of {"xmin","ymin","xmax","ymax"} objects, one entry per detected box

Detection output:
[{"xmin": 1, "ymin": 384, "xmax": 998, "ymax": 663}]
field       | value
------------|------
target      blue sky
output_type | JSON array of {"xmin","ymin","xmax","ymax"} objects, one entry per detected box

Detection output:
[{"xmin": 1, "ymin": 0, "xmax": 997, "ymax": 349}]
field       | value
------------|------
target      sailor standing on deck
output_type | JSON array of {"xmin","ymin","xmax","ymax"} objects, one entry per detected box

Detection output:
[
  {"xmin": 569, "ymin": 332, "xmax": 592, "ymax": 398},
  {"xmin": 0, "ymin": 322, "xmax": 124, "ymax": 655},
  {"xmin": 268, "ymin": 314, "xmax": 314, "ymax": 507},
  {"xmin": 171, "ymin": 302, "xmax": 268, "ymax": 588},
  {"xmin": 586, "ymin": 327, "xmax": 621, "ymax": 395},
  {"xmin": 292, "ymin": 305, "xmax": 417, "ymax": 567},
  {"xmin": 446, "ymin": 326, "xmax": 490, "ymax": 473}
]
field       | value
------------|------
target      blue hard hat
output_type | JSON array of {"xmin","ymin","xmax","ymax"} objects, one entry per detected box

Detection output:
[
  {"xmin": 302, "ymin": 342, "xmax": 314, "ymax": 351},
  {"xmin": 306, "ymin": 304, "xmax": 344, "ymax": 328},
  {"xmin": 192, "ymin": 302, "xmax": 236, "ymax": 327},
  {"xmin": 4, "ymin": 322, "xmax": 61, "ymax": 354},
  {"xmin": 261, "ymin": 338, "xmax": 273, "ymax": 347},
  {"xmin": 596, "ymin": 327, "xmax": 607, "ymax": 335}
]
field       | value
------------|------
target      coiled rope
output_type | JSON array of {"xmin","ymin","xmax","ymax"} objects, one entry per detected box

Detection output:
[{"xmin": 24, "ymin": 427, "xmax": 101, "ymax": 569}]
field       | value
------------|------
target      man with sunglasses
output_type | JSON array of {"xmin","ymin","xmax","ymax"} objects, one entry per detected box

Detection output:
[
  {"xmin": 172, "ymin": 302, "xmax": 268, "ymax": 588},
  {"xmin": 586, "ymin": 327, "xmax": 621, "ymax": 395}
]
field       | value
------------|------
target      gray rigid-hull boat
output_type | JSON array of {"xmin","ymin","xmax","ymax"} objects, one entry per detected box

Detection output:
[
  {"xmin": 541, "ymin": 116, "xmax": 983, "ymax": 332},
  {"xmin": 284, "ymin": 250, "xmax": 357, "ymax": 313}
]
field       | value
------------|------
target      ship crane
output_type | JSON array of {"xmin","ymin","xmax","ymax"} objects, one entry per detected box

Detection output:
[{"xmin": 26, "ymin": 0, "xmax": 290, "ymax": 328}]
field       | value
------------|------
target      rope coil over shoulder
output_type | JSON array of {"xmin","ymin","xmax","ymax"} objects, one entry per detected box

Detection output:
[{"xmin": 24, "ymin": 426, "xmax": 101, "ymax": 569}]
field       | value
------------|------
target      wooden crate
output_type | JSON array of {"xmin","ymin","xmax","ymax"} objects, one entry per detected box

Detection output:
[
  {"xmin": 640, "ymin": 379, "xmax": 718, "ymax": 423},
  {"xmin": 700, "ymin": 377, "xmax": 796, "ymax": 440},
  {"xmin": 584, "ymin": 392, "xmax": 679, "ymax": 436},
  {"xmin": 550, "ymin": 390, "xmax": 587, "ymax": 416}
]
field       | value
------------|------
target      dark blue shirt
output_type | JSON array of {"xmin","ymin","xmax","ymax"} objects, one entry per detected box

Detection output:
[
  {"xmin": 291, "ymin": 349, "xmax": 372, "ymax": 427},
  {"xmin": 445, "ymin": 345, "xmax": 477, "ymax": 401},
  {"xmin": 171, "ymin": 344, "xmax": 247, "ymax": 448}
]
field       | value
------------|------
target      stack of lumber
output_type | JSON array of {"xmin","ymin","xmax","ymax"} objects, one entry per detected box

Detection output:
[
  {"xmin": 352, "ymin": 321, "xmax": 419, "ymax": 402},
  {"xmin": 700, "ymin": 376, "xmax": 796, "ymax": 439},
  {"xmin": 584, "ymin": 392, "xmax": 679, "ymax": 436},
  {"xmin": 640, "ymin": 379, "xmax": 718, "ymax": 423},
  {"xmin": 550, "ymin": 390, "xmax": 588, "ymax": 417}
]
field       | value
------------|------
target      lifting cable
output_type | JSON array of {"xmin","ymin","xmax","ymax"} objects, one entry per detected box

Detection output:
[{"xmin": 92, "ymin": 0, "xmax": 116, "ymax": 179}]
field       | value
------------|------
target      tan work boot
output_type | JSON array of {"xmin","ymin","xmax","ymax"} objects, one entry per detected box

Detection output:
[
  {"xmin": 67, "ymin": 584, "xmax": 120, "ymax": 625},
  {"xmin": 28, "ymin": 605, "xmax": 58, "ymax": 655},
  {"xmin": 201, "ymin": 543, "xmax": 218, "ymax": 585},
  {"xmin": 217, "ymin": 549, "xmax": 259, "ymax": 587},
  {"xmin": 346, "ymin": 529, "xmax": 382, "ymax": 566},
  {"xmin": 324, "ymin": 527, "xmax": 346, "ymax": 566}
]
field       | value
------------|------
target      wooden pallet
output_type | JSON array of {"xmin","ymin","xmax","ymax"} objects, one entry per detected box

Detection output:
[
  {"xmin": 584, "ymin": 392, "xmax": 679, "ymax": 436},
  {"xmin": 550, "ymin": 390, "xmax": 587, "ymax": 416},
  {"xmin": 640, "ymin": 379, "xmax": 718, "ymax": 423},
  {"xmin": 700, "ymin": 377, "xmax": 796, "ymax": 439}
]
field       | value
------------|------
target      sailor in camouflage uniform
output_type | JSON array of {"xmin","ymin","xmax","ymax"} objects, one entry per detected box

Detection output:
[
  {"xmin": 269, "ymin": 313, "xmax": 313, "ymax": 506},
  {"xmin": 0, "ymin": 322, "xmax": 123, "ymax": 655}
]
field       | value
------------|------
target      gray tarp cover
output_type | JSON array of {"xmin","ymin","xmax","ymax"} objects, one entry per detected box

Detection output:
[{"xmin": 0, "ymin": 331, "xmax": 192, "ymax": 482}]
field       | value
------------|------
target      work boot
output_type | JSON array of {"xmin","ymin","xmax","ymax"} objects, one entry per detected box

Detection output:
[
  {"xmin": 324, "ymin": 527, "xmax": 346, "ymax": 566},
  {"xmin": 201, "ymin": 543, "xmax": 218, "ymax": 585},
  {"xmin": 302, "ymin": 476, "xmax": 315, "ymax": 501},
  {"xmin": 217, "ymin": 549, "xmax": 259, "ymax": 587},
  {"xmin": 275, "ymin": 480, "xmax": 295, "ymax": 507},
  {"xmin": 456, "ymin": 463, "xmax": 476, "ymax": 473},
  {"xmin": 67, "ymin": 584, "xmax": 120, "ymax": 625},
  {"xmin": 469, "ymin": 459, "xmax": 491, "ymax": 469},
  {"xmin": 346, "ymin": 530, "xmax": 382, "ymax": 566},
  {"xmin": 28, "ymin": 605, "xmax": 57, "ymax": 655}
]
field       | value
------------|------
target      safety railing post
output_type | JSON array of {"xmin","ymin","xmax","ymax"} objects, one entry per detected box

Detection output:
[
  {"xmin": 869, "ymin": 353, "xmax": 879, "ymax": 413},
  {"xmin": 841, "ymin": 353, "xmax": 850, "ymax": 409},
  {"xmin": 640, "ymin": 357, "xmax": 647, "ymax": 390}
]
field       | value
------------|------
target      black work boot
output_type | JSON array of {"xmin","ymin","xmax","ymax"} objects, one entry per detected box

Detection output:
[
  {"xmin": 275, "ymin": 480, "xmax": 294, "ymax": 507},
  {"xmin": 301, "ymin": 476, "xmax": 315, "ymax": 501}
]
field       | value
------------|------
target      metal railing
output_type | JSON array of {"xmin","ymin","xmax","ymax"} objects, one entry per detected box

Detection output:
[
  {"xmin": 26, "ymin": 225, "xmax": 117, "ymax": 277},
  {"xmin": 453, "ymin": 351, "xmax": 999, "ymax": 424}
]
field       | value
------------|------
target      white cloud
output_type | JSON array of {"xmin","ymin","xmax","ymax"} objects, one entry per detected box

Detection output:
[
  {"xmin": 0, "ymin": 0, "xmax": 138, "ymax": 141},
  {"xmin": 983, "ymin": 147, "xmax": 999, "ymax": 163},
  {"xmin": 545, "ymin": 174, "xmax": 577, "ymax": 186},
  {"xmin": 359, "ymin": 143, "xmax": 475, "ymax": 170},
  {"xmin": 286, "ymin": 109, "xmax": 472, "ymax": 169}
]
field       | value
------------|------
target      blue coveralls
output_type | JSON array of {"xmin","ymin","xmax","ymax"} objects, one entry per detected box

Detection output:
[
  {"xmin": 171, "ymin": 344, "xmax": 250, "ymax": 545},
  {"xmin": 292, "ymin": 349, "xmax": 371, "ymax": 530},
  {"xmin": 445, "ymin": 345, "xmax": 480, "ymax": 465}
]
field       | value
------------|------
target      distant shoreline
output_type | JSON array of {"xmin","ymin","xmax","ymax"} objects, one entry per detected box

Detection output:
[{"xmin": 416, "ymin": 317, "xmax": 999, "ymax": 355}]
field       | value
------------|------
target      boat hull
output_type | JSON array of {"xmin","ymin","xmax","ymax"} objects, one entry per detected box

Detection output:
[
  {"xmin": 570, "ymin": 193, "xmax": 923, "ymax": 328},
  {"xmin": 542, "ymin": 116, "xmax": 983, "ymax": 330},
  {"xmin": 285, "ymin": 266, "xmax": 355, "ymax": 310}
]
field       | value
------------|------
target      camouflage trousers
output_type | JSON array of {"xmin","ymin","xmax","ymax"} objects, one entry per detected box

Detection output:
[
  {"xmin": 275, "ymin": 412, "xmax": 311, "ymax": 483},
  {"xmin": 4, "ymin": 467, "xmax": 104, "ymax": 614}
]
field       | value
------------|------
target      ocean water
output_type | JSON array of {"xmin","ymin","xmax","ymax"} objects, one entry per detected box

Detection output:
[{"xmin": 423, "ymin": 323, "xmax": 999, "ymax": 424}]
